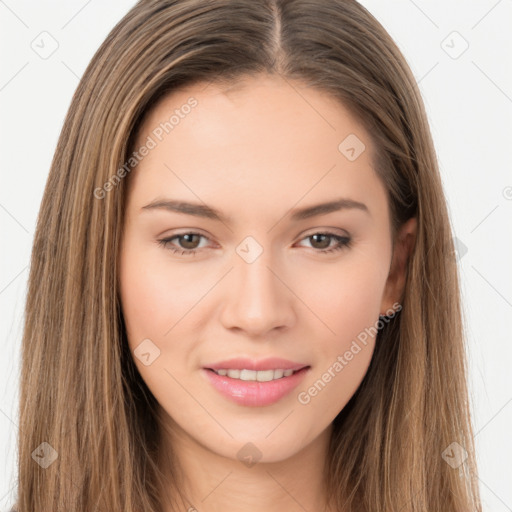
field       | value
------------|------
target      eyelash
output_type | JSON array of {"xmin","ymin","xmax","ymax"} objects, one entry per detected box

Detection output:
[{"xmin": 157, "ymin": 231, "xmax": 352, "ymax": 256}]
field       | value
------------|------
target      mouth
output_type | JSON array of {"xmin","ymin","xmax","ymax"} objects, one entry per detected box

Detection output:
[
  {"xmin": 201, "ymin": 365, "xmax": 311, "ymax": 407},
  {"xmin": 204, "ymin": 367, "xmax": 310, "ymax": 382}
]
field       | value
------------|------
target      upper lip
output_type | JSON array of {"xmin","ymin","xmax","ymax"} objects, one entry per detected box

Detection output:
[{"xmin": 204, "ymin": 357, "xmax": 309, "ymax": 372}]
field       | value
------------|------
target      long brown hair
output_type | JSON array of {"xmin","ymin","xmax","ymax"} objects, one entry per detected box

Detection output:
[{"xmin": 14, "ymin": 0, "xmax": 481, "ymax": 510}]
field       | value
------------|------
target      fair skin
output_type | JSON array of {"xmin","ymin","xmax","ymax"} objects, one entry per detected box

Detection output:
[{"xmin": 119, "ymin": 74, "xmax": 416, "ymax": 512}]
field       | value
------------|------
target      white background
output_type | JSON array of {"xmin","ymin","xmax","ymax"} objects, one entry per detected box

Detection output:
[{"xmin": 1, "ymin": 1, "xmax": 511, "ymax": 510}]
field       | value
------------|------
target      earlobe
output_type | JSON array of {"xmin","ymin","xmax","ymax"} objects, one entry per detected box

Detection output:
[{"xmin": 379, "ymin": 217, "xmax": 417, "ymax": 315}]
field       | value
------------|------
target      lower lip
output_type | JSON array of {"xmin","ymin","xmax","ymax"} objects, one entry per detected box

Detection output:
[{"xmin": 202, "ymin": 367, "xmax": 310, "ymax": 407}]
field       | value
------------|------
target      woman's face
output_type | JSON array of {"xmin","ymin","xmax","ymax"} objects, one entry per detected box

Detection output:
[{"xmin": 119, "ymin": 74, "xmax": 410, "ymax": 463}]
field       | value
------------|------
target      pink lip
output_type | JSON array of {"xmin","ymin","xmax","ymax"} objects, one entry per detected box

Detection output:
[
  {"xmin": 202, "ymin": 366, "xmax": 311, "ymax": 407},
  {"xmin": 204, "ymin": 357, "xmax": 308, "ymax": 372}
]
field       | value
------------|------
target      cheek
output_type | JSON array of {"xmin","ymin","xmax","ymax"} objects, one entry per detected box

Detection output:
[
  {"xmin": 297, "ymin": 253, "xmax": 389, "ymax": 348},
  {"xmin": 120, "ymin": 227, "xmax": 218, "ymax": 331},
  {"xmin": 118, "ymin": 245, "xmax": 202, "ymax": 408},
  {"xmin": 119, "ymin": 242, "xmax": 188, "ymax": 348},
  {"xmin": 292, "ymin": 252, "xmax": 388, "ymax": 414},
  {"xmin": 120, "ymin": 264, "xmax": 167, "ymax": 342}
]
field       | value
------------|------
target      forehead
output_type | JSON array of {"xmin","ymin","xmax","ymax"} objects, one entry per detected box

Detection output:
[
  {"xmin": 136, "ymin": 74, "xmax": 371, "ymax": 150},
  {"xmin": 127, "ymin": 74, "xmax": 385, "ymax": 224}
]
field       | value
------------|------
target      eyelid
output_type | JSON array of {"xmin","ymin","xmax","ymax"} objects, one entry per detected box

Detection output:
[
  {"xmin": 300, "ymin": 226, "xmax": 350, "ymax": 236},
  {"xmin": 158, "ymin": 228, "xmax": 213, "ymax": 244}
]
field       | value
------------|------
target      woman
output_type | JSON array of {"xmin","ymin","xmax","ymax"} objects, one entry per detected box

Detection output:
[{"xmin": 13, "ymin": 0, "xmax": 482, "ymax": 511}]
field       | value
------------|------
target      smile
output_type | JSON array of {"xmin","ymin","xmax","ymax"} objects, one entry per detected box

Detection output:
[
  {"xmin": 208, "ymin": 368, "xmax": 301, "ymax": 381},
  {"xmin": 202, "ymin": 366, "xmax": 311, "ymax": 407}
]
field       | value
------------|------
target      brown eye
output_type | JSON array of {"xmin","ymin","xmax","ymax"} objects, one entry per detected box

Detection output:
[
  {"xmin": 309, "ymin": 233, "xmax": 331, "ymax": 250},
  {"xmin": 298, "ymin": 232, "xmax": 352, "ymax": 254},
  {"xmin": 157, "ymin": 232, "xmax": 209, "ymax": 256},
  {"xmin": 176, "ymin": 233, "xmax": 202, "ymax": 250}
]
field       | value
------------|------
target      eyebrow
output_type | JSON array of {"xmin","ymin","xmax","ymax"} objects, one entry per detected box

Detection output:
[{"xmin": 140, "ymin": 197, "xmax": 369, "ymax": 223}]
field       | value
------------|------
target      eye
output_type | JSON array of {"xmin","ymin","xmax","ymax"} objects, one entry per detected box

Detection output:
[
  {"xmin": 157, "ymin": 232, "xmax": 209, "ymax": 256},
  {"xmin": 296, "ymin": 231, "xmax": 352, "ymax": 254},
  {"xmin": 157, "ymin": 230, "xmax": 352, "ymax": 256}
]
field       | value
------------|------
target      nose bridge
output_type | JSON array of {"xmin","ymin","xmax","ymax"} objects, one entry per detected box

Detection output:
[{"xmin": 220, "ymin": 237, "xmax": 294, "ymax": 334}]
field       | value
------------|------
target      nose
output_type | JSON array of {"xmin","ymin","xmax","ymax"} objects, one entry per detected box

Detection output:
[{"xmin": 219, "ymin": 247, "xmax": 296, "ymax": 338}]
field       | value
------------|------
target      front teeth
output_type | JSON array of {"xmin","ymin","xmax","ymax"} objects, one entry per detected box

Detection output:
[{"xmin": 214, "ymin": 368, "xmax": 296, "ymax": 381}]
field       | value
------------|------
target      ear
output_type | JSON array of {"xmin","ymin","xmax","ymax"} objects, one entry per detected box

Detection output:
[{"xmin": 379, "ymin": 217, "xmax": 417, "ymax": 315}]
